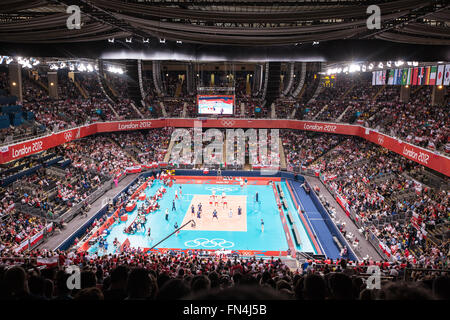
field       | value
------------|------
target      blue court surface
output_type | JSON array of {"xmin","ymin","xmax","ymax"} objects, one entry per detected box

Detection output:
[{"xmin": 89, "ymin": 179, "xmax": 316, "ymax": 256}]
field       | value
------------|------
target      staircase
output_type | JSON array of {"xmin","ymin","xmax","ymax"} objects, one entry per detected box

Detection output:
[
  {"xmin": 291, "ymin": 62, "xmax": 306, "ymax": 98},
  {"xmin": 108, "ymin": 137, "xmax": 139, "ymax": 163},
  {"xmin": 312, "ymin": 104, "xmax": 328, "ymax": 120},
  {"xmin": 175, "ymin": 81, "xmax": 183, "ymax": 97},
  {"xmin": 181, "ymin": 102, "xmax": 187, "ymax": 117},
  {"xmin": 164, "ymin": 137, "xmax": 176, "ymax": 163},
  {"xmin": 279, "ymin": 138, "xmax": 287, "ymax": 170},
  {"xmin": 240, "ymin": 102, "xmax": 245, "ymax": 117},
  {"xmin": 372, "ymin": 85, "xmax": 386, "ymax": 102},
  {"xmin": 107, "ymin": 103, "xmax": 120, "ymax": 119},
  {"xmin": 160, "ymin": 101, "xmax": 168, "ymax": 117},
  {"xmin": 34, "ymin": 78, "xmax": 48, "ymax": 92},
  {"xmin": 340, "ymin": 84, "xmax": 356, "ymax": 101},
  {"xmin": 74, "ymin": 79, "xmax": 89, "ymax": 99},
  {"xmin": 264, "ymin": 62, "xmax": 281, "ymax": 112},
  {"xmin": 125, "ymin": 59, "xmax": 146, "ymax": 110},
  {"xmin": 107, "ymin": 81, "xmax": 119, "ymax": 98},
  {"xmin": 246, "ymin": 79, "xmax": 251, "ymax": 96},
  {"xmin": 130, "ymin": 101, "xmax": 144, "ymax": 119},
  {"xmin": 96, "ymin": 64, "xmax": 117, "ymax": 104},
  {"xmin": 222, "ymin": 138, "xmax": 227, "ymax": 167},
  {"xmin": 336, "ymin": 105, "xmax": 352, "ymax": 122},
  {"xmin": 290, "ymin": 108, "xmax": 296, "ymax": 119}
]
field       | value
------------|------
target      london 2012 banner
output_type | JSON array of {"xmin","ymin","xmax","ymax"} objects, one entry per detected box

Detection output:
[{"xmin": 0, "ymin": 119, "xmax": 449, "ymax": 177}]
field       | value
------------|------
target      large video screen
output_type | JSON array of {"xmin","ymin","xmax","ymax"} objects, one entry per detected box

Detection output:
[{"xmin": 197, "ymin": 95, "xmax": 234, "ymax": 115}]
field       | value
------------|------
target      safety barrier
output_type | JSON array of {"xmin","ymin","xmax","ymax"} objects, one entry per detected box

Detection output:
[
  {"xmin": 305, "ymin": 179, "xmax": 359, "ymax": 261},
  {"xmin": 0, "ymin": 118, "xmax": 448, "ymax": 176},
  {"xmin": 13, "ymin": 222, "xmax": 54, "ymax": 253}
]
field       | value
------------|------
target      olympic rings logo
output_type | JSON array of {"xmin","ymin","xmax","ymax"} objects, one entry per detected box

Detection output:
[
  {"xmin": 185, "ymin": 238, "xmax": 234, "ymax": 249},
  {"xmin": 377, "ymin": 135, "xmax": 384, "ymax": 145},
  {"xmin": 64, "ymin": 131, "xmax": 73, "ymax": 141},
  {"xmin": 220, "ymin": 119, "xmax": 236, "ymax": 127}
]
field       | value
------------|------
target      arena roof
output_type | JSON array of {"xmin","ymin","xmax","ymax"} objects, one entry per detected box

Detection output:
[{"xmin": 0, "ymin": 0, "xmax": 448, "ymax": 60}]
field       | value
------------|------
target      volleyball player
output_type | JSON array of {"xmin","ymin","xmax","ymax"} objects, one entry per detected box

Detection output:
[
  {"xmin": 165, "ymin": 208, "xmax": 169, "ymax": 221},
  {"xmin": 174, "ymin": 222, "xmax": 179, "ymax": 236},
  {"xmin": 191, "ymin": 204, "xmax": 195, "ymax": 218},
  {"xmin": 212, "ymin": 209, "xmax": 219, "ymax": 221},
  {"xmin": 238, "ymin": 205, "xmax": 242, "ymax": 216},
  {"xmin": 147, "ymin": 226, "xmax": 153, "ymax": 241},
  {"xmin": 261, "ymin": 219, "xmax": 264, "ymax": 232},
  {"xmin": 172, "ymin": 199, "xmax": 176, "ymax": 211},
  {"xmin": 222, "ymin": 192, "xmax": 227, "ymax": 208},
  {"xmin": 228, "ymin": 208, "xmax": 233, "ymax": 218}
]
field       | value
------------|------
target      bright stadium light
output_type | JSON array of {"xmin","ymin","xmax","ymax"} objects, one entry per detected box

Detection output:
[
  {"xmin": 361, "ymin": 65, "xmax": 367, "ymax": 72},
  {"xmin": 395, "ymin": 60, "xmax": 404, "ymax": 67},
  {"xmin": 77, "ymin": 63, "xmax": 86, "ymax": 72},
  {"xmin": 378, "ymin": 62, "xmax": 383, "ymax": 68},
  {"xmin": 86, "ymin": 64, "xmax": 93, "ymax": 72},
  {"xmin": 349, "ymin": 64, "xmax": 360, "ymax": 73},
  {"xmin": 368, "ymin": 63, "xmax": 374, "ymax": 70},
  {"xmin": 176, "ymin": 40, "xmax": 182, "ymax": 44},
  {"xmin": 159, "ymin": 38, "xmax": 166, "ymax": 43},
  {"xmin": 126, "ymin": 38, "xmax": 132, "ymax": 43},
  {"xmin": 108, "ymin": 38, "xmax": 115, "ymax": 43},
  {"xmin": 386, "ymin": 61, "xmax": 392, "ymax": 67},
  {"xmin": 143, "ymin": 38, "xmax": 150, "ymax": 43}
]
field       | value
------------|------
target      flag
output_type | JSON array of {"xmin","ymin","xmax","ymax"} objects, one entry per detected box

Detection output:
[
  {"xmin": 406, "ymin": 68, "xmax": 412, "ymax": 85},
  {"xmin": 418, "ymin": 67, "xmax": 424, "ymax": 85},
  {"xmin": 444, "ymin": 64, "xmax": 450, "ymax": 86},
  {"xmin": 388, "ymin": 69, "xmax": 394, "ymax": 85},
  {"xmin": 395, "ymin": 69, "xmax": 402, "ymax": 84},
  {"xmin": 429, "ymin": 65, "xmax": 437, "ymax": 85},
  {"xmin": 381, "ymin": 70, "xmax": 386, "ymax": 85},
  {"xmin": 412, "ymin": 67, "xmax": 418, "ymax": 85},
  {"xmin": 401, "ymin": 69, "xmax": 408, "ymax": 85},
  {"xmin": 436, "ymin": 65, "xmax": 444, "ymax": 86},
  {"xmin": 37, "ymin": 257, "xmax": 59, "ymax": 268},
  {"xmin": 372, "ymin": 71, "xmax": 377, "ymax": 85},
  {"xmin": 424, "ymin": 66, "xmax": 431, "ymax": 85}
]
